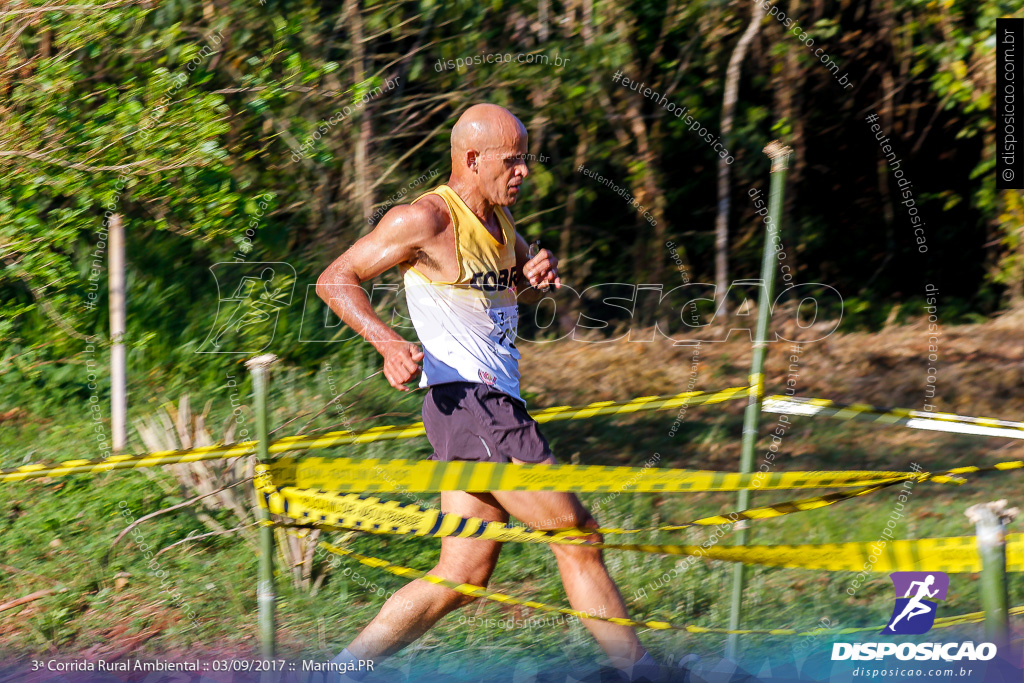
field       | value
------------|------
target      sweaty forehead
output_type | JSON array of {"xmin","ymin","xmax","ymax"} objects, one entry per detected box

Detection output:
[
  {"xmin": 481, "ymin": 136, "xmax": 528, "ymax": 158},
  {"xmin": 451, "ymin": 104, "xmax": 528, "ymax": 152}
]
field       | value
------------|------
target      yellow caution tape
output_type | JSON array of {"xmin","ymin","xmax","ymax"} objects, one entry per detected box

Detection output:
[
  {"xmin": 0, "ymin": 386, "xmax": 750, "ymax": 483},
  {"xmin": 690, "ymin": 534, "xmax": 1024, "ymax": 573},
  {"xmin": 765, "ymin": 396, "xmax": 1024, "ymax": 440},
  {"xmin": 301, "ymin": 521, "xmax": 1024, "ymax": 573},
  {"xmin": 927, "ymin": 460, "xmax": 1024, "ymax": 478},
  {"xmin": 260, "ymin": 479, "xmax": 908, "ymax": 540},
  {"xmin": 6, "ymin": 383, "xmax": 1019, "ymax": 484},
  {"xmin": 311, "ymin": 537, "xmax": 1024, "ymax": 634},
  {"xmin": 262, "ymin": 456, "xmax": 943, "ymax": 493},
  {"xmin": 264, "ymin": 483, "xmax": 1024, "ymax": 573},
  {"xmin": 749, "ymin": 372, "xmax": 765, "ymax": 399}
]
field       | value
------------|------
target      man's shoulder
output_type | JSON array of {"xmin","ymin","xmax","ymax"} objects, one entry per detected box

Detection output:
[{"xmin": 379, "ymin": 193, "xmax": 450, "ymax": 239}]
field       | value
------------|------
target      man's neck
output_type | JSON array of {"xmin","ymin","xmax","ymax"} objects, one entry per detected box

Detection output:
[{"xmin": 447, "ymin": 177, "xmax": 497, "ymax": 227}]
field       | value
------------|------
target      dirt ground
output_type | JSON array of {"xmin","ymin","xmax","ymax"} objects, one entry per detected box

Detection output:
[{"xmin": 520, "ymin": 308, "xmax": 1024, "ymax": 419}]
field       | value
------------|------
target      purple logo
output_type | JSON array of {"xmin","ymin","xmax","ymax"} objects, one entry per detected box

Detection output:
[{"xmin": 882, "ymin": 572, "xmax": 949, "ymax": 634}]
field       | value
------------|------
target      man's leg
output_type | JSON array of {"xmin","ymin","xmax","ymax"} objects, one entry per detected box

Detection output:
[
  {"xmin": 341, "ymin": 490, "xmax": 508, "ymax": 660},
  {"xmin": 490, "ymin": 459, "xmax": 648, "ymax": 674}
]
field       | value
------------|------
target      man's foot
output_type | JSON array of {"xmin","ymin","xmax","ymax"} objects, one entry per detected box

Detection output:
[
  {"xmin": 676, "ymin": 654, "xmax": 701, "ymax": 682},
  {"xmin": 618, "ymin": 651, "xmax": 662, "ymax": 682},
  {"xmin": 328, "ymin": 649, "xmax": 373, "ymax": 683}
]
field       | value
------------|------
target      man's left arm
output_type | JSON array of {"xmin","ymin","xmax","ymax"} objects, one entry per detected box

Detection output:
[{"xmin": 513, "ymin": 231, "xmax": 560, "ymax": 305}]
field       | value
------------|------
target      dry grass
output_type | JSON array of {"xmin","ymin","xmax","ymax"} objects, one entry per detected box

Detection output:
[
  {"xmin": 133, "ymin": 396, "xmax": 325, "ymax": 592},
  {"xmin": 519, "ymin": 312, "xmax": 1024, "ymax": 477},
  {"xmin": 521, "ymin": 313, "xmax": 1024, "ymax": 419}
]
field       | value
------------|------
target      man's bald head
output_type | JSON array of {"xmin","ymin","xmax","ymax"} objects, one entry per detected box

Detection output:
[
  {"xmin": 451, "ymin": 104, "xmax": 527, "ymax": 160},
  {"xmin": 448, "ymin": 104, "xmax": 529, "ymax": 208}
]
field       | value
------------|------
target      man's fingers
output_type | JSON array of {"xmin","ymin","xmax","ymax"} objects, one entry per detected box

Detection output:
[
  {"xmin": 524, "ymin": 253, "xmax": 551, "ymax": 278},
  {"xmin": 528, "ymin": 263, "xmax": 559, "ymax": 287},
  {"xmin": 381, "ymin": 343, "xmax": 424, "ymax": 392},
  {"xmin": 385, "ymin": 363, "xmax": 410, "ymax": 391}
]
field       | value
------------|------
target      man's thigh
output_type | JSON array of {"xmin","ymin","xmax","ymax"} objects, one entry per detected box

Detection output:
[
  {"xmin": 481, "ymin": 457, "xmax": 591, "ymax": 531},
  {"xmin": 489, "ymin": 489, "xmax": 594, "ymax": 531},
  {"xmin": 436, "ymin": 491, "xmax": 509, "ymax": 585},
  {"xmin": 484, "ymin": 455, "xmax": 595, "ymax": 532}
]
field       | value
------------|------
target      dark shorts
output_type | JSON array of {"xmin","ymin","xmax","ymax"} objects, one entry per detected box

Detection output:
[{"xmin": 423, "ymin": 382, "xmax": 553, "ymax": 464}]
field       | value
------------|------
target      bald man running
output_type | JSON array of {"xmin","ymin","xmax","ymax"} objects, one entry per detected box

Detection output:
[{"xmin": 316, "ymin": 104, "xmax": 666, "ymax": 682}]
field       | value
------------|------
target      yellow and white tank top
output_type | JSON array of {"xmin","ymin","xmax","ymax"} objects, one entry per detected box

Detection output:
[{"xmin": 402, "ymin": 184, "xmax": 522, "ymax": 402}]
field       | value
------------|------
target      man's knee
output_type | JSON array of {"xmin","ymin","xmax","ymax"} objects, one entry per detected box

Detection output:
[
  {"xmin": 530, "ymin": 506, "xmax": 598, "ymax": 533},
  {"xmin": 433, "ymin": 555, "xmax": 499, "ymax": 608},
  {"xmin": 436, "ymin": 561, "xmax": 497, "ymax": 586},
  {"xmin": 434, "ymin": 571, "xmax": 491, "ymax": 610},
  {"xmin": 571, "ymin": 513, "xmax": 602, "ymax": 542},
  {"xmin": 447, "ymin": 590, "xmax": 482, "ymax": 610},
  {"xmin": 550, "ymin": 513, "xmax": 605, "ymax": 561}
]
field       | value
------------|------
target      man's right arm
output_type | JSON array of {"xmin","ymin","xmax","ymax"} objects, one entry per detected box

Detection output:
[{"xmin": 315, "ymin": 203, "xmax": 440, "ymax": 391}]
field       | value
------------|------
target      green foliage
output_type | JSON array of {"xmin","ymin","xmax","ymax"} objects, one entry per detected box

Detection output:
[
  {"xmin": 2, "ymin": 0, "xmax": 1016, "ymax": 400},
  {"xmin": 0, "ymin": 0, "xmax": 1020, "ymax": 655}
]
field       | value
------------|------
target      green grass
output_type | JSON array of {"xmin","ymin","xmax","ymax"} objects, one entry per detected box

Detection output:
[{"xmin": 1, "ymin": 368, "xmax": 1022, "ymax": 670}]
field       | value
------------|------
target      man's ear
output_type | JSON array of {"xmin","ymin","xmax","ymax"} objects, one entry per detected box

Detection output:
[{"xmin": 466, "ymin": 150, "xmax": 479, "ymax": 171}]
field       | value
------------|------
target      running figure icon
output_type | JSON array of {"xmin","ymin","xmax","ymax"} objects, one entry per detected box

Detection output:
[{"xmin": 887, "ymin": 574, "xmax": 939, "ymax": 630}]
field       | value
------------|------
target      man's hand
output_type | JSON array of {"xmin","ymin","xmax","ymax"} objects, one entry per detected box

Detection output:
[
  {"xmin": 381, "ymin": 341, "xmax": 424, "ymax": 391},
  {"xmin": 522, "ymin": 248, "xmax": 560, "ymax": 291}
]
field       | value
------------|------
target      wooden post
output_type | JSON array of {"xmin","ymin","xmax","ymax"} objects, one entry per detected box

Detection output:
[
  {"xmin": 726, "ymin": 141, "xmax": 792, "ymax": 659},
  {"xmin": 965, "ymin": 500, "xmax": 1017, "ymax": 647},
  {"xmin": 247, "ymin": 354, "xmax": 278, "ymax": 659},
  {"xmin": 109, "ymin": 214, "xmax": 127, "ymax": 453}
]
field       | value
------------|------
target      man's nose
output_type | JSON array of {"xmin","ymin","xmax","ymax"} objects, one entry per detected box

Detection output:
[{"xmin": 517, "ymin": 162, "xmax": 529, "ymax": 179}]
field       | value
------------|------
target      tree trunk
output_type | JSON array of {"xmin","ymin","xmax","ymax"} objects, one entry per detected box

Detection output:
[
  {"xmin": 346, "ymin": 0, "xmax": 374, "ymax": 231},
  {"xmin": 715, "ymin": 6, "xmax": 761, "ymax": 317},
  {"xmin": 109, "ymin": 213, "xmax": 126, "ymax": 453},
  {"xmin": 559, "ymin": 130, "xmax": 592, "ymax": 335},
  {"xmin": 624, "ymin": 98, "xmax": 666, "ymax": 288},
  {"xmin": 581, "ymin": 0, "xmax": 594, "ymax": 45},
  {"xmin": 778, "ymin": 0, "xmax": 805, "ymax": 286}
]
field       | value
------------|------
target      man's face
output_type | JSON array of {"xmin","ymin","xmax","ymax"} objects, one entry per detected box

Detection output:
[{"xmin": 473, "ymin": 133, "xmax": 529, "ymax": 206}]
